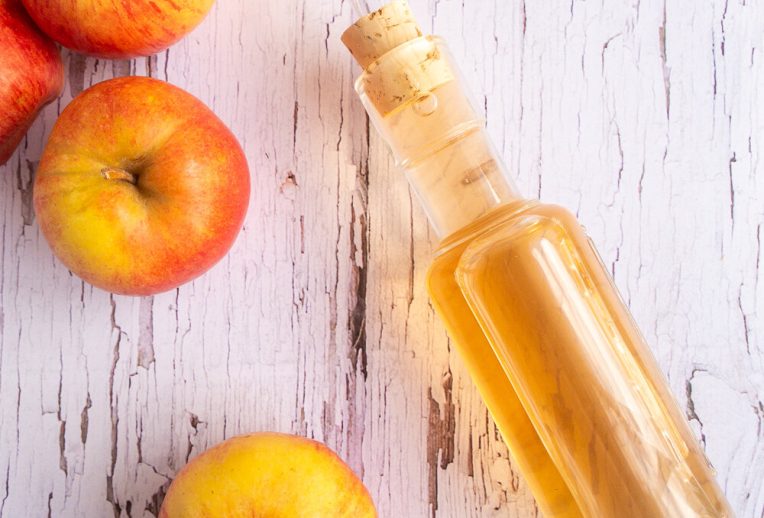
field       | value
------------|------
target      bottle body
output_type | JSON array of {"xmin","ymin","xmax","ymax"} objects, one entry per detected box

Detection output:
[
  {"xmin": 428, "ymin": 201, "xmax": 732, "ymax": 517},
  {"xmin": 342, "ymin": 10, "xmax": 732, "ymax": 515}
]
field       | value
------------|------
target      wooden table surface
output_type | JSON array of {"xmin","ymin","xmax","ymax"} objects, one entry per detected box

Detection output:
[{"xmin": 1, "ymin": 0, "xmax": 763, "ymax": 516}]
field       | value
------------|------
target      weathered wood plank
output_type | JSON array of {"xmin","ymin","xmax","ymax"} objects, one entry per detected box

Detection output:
[{"xmin": 0, "ymin": 0, "xmax": 761, "ymax": 516}]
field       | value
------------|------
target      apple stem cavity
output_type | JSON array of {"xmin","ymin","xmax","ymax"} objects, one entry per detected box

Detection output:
[{"xmin": 101, "ymin": 167, "xmax": 137, "ymax": 185}]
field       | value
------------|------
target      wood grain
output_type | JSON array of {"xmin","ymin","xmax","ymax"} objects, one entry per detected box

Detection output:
[{"xmin": 0, "ymin": 0, "xmax": 762, "ymax": 516}]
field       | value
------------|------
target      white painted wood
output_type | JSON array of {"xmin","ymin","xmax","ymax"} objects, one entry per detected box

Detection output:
[{"xmin": 0, "ymin": 0, "xmax": 762, "ymax": 516}]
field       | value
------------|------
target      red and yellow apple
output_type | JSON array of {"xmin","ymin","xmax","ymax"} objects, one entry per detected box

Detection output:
[
  {"xmin": 160, "ymin": 433, "xmax": 377, "ymax": 518},
  {"xmin": 21, "ymin": 0, "xmax": 214, "ymax": 58},
  {"xmin": 33, "ymin": 76, "xmax": 250, "ymax": 296},
  {"xmin": 0, "ymin": 0, "xmax": 63, "ymax": 166}
]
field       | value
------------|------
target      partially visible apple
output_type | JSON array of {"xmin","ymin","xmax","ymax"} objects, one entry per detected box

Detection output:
[
  {"xmin": 33, "ymin": 77, "xmax": 250, "ymax": 296},
  {"xmin": 20, "ymin": 0, "xmax": 214, "ymax": 58},
  {"xmin": 160, "ymin": 433, "xmax": 377, "ymax": 518},
  {"xmin": 0, "ymin": 0, "xmax": 63, "ymax": 166}
]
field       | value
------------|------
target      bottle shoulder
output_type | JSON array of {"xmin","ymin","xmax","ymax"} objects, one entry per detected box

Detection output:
[
  {"xmin": 432, "ymin": 202, "xmax": 579, "ymax": 258},
  {"xmin": 427, "ymin": 201, "xmax": 582, "ymax": 282}
]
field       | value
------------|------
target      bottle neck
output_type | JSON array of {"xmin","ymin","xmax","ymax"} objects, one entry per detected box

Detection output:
[
  {"xmin": 345, "ymin": 28, "xmax": 523, "ymax": 238},
  {"xmin": 404, "ymin": 126, "xmax": 522, "ymax": 238}
]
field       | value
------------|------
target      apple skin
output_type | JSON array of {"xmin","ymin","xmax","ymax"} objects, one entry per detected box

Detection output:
[
  {"xmin": 159, "ymin": 433, "xmax": 378, "ymax": 518},
  {"xmin": 33, "ymin": 76, "xmax": 250, "ymax": 296},
  {"xmin": 0, "ymin": 0, "xmax": 64, "ymax": 165},
  {"xmin": 21, "ymin": 0, "xmax": 214, "ymax": 58}
]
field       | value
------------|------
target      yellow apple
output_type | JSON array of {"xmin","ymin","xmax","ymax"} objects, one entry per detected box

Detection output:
[
  {"xmin": 33, "ymin": 77, "xmax": 250, "ymax": 296},
  {"xmin": 160, "ymin": 433, "xmax": 378, "ymax": 518}
]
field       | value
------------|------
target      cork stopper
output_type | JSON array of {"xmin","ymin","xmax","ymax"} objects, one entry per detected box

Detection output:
[
  {"xmin": 341, "ymin": 0, "xmax": 423, "ymax": 70},
  {"xmin": 342, "ymin": 1, "xmax": 455, "ymax": 116}
]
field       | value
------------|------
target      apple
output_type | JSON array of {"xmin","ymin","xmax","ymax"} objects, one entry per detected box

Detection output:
[
  {"xmin": 159, "ymin": 433, "xmax": 377, "ymax": 518},
  {"xmin": 21, "ymin": 0, "xmax": 214, "ymax": 58},
  {"xmin": 33, "ymin": 76, "xmax": 250, "ymax": 296},
  {"xmin": 0, "ymin": 0, "xmax": 63, "ymax": 166}
]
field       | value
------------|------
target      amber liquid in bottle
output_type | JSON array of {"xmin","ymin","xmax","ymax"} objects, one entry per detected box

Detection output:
[
  {"xmin": 343, "ymin": 3, "xmax": 733, "ymax": 516},
  {"xmin": 429, "ymin": 201, "xmax": 731, "ymax": 517}
]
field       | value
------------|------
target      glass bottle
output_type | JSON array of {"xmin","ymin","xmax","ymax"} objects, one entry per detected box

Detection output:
[{"xmin": 342, "ymin": 2, "xmax": 733, "ymax": 517}]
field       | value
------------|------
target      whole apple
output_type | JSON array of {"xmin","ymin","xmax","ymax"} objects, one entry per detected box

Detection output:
[
  {"xmin": 21, "ymin": 0, "xmax": 214, "ymax": 58},
  {"xmin": 33, "ymin": 77, "xmax": 250, "ymax": 296},
  {"xmin": 0, "ymin": 0, "xmax": 63, "ymax": 165},
  {"xmin": 160, "ymin": 433, "xmax": 377, "ymax": 518}
]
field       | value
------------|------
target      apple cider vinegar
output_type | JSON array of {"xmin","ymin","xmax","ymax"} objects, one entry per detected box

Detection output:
[{"xmin": 343, "ymin": 2, "xmax": 733, "ymax": 516}]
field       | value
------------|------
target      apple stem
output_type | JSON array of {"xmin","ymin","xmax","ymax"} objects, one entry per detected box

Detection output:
[{"xmin": 101, "ymin": 167, "xmax": 137, "ymax": 185}]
